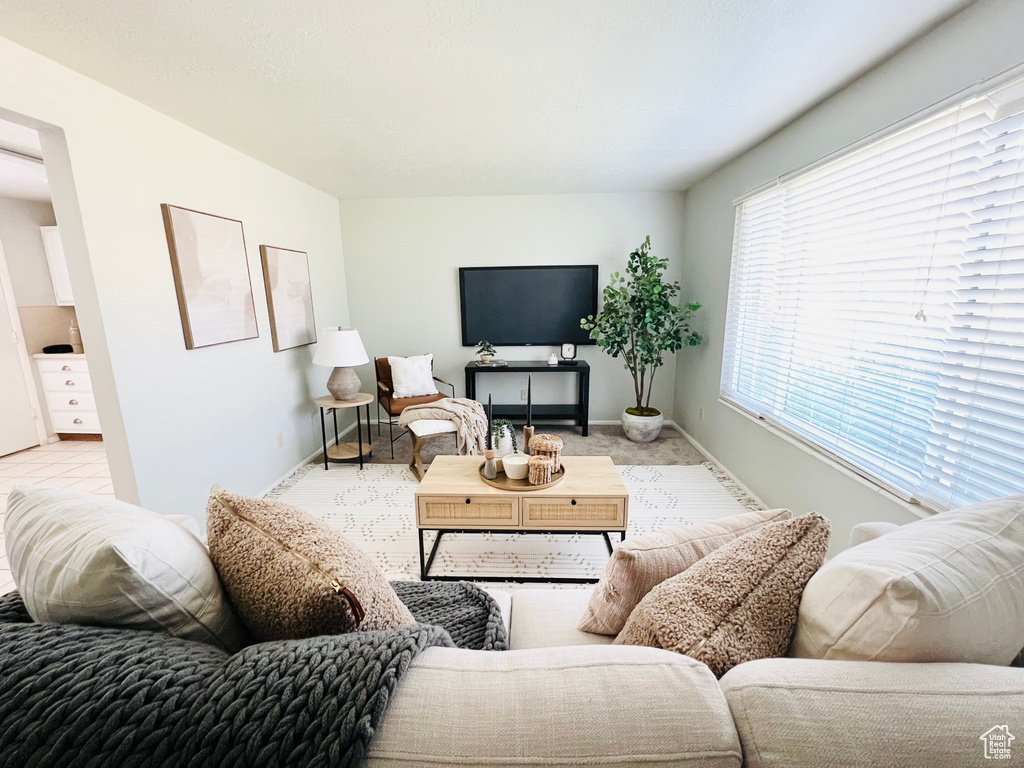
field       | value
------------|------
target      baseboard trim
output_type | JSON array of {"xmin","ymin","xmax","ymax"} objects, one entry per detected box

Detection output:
[
  {"xmin": 256, "ymin": 421, "xmax": 358, "ymax": 497},
  {"xmin": 668, "ymin": 422, "xmax": 768, "ymax": 509}
]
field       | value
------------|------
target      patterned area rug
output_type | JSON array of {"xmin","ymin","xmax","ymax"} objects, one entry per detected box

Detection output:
[{"xmin": 267, "ymin": 462, "xmax": 764, "ymax": 584}]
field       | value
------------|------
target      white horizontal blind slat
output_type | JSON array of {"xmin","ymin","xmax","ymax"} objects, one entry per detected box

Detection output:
[{"xmin": 722, "ymin": 91, "xmax": 1024, "ymax": 510}]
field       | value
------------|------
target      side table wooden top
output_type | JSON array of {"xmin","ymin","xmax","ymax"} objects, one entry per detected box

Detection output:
[{"xmin": 315, "ymin": 393, "xmax": 374, "ymax": 409}]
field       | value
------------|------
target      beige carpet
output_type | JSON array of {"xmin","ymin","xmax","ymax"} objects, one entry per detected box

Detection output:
[
  {"xmin": 368, "ymin": 423, "xmax": 707, "ymax": 467},
  {"xmin": 268, "ymin": 459, "xmax": 764, "ymax": 584}
]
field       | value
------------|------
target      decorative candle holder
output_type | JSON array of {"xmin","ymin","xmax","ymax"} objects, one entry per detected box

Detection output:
[
  {"xmin": 482, "ymin": 448, "xmax": 498, "ymax": 480},
  {"xmin": 523, "ymin": 425, "xmax": 535, "ymax": 455},
  {"xmin": 528, "ymin": 433, "xmax": 563, "ymax": 472},
  {"xmin": 528, "ymin": 455, "xmax": 554, "ymax": 485}
]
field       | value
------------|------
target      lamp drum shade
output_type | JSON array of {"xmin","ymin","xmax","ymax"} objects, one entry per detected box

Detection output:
[
  {"xmin": 314, "ymin": 327, "xmax": 369, "ymax": 401},
  {"xmin": 313, "ymin": 327, "xmax": 369, "ymax": 367}
]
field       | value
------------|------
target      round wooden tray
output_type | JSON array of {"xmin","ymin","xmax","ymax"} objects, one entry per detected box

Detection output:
[{"xmin": 479, "ymin": 463, "xmax": 565, "ymax": 491}]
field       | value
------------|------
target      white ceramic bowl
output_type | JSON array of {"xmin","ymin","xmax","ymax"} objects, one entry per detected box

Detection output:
[{"xmin": 502, "ymin": 452, "xmax": 530, "ymax": 480}]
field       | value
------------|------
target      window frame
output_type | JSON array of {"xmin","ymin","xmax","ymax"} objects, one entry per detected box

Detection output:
[{"xmin": 720, "ymin": 65, "xmax": 1024, "ymax": 513}]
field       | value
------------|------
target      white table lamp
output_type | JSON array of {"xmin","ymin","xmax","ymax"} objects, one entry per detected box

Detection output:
[{"xmin": 313, "ymin": 326, "xmax": 369, "ymax": 401}]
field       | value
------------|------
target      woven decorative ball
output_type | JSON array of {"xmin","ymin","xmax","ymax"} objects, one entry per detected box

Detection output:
[
  {"xmin": 528, "ymin": 455, "xmax": 554, "ymax": 485},
  {"xmin": 528, "ymin": 433, "xmax": 564, "ymax": 472}
]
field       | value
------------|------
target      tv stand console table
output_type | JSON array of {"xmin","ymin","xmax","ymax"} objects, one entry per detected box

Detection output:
[{"xmin": 465, "ymin": 360, "xmax": 590, "ymax": 436}]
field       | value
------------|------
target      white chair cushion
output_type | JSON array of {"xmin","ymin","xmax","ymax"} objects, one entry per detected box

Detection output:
[
  {"xmin": 508, "ymin": 588, "xmax": 615, "ymax": 650},
  {"xmin": 4, "ymin": 485, "xmax": 248, "ymax": 651},
  {"xmin": 407, "ymin": 418, "xmax": 457, "ymax": 437},
  {"xmin": 387, "ymin": 354, "xmax": 438, "ymax": 398},
  {"xmin": 366, "ymin": 645, "xmax": 742, "ymax": 768},
  {"xmin": 792, "ymin": 494, "xmax": 1024, "ymax": 665}
]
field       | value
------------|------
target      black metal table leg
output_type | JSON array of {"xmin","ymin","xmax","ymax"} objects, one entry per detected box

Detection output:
[
  {"xmin": 421, "ymin": 531, "xmax": 445, "ymax": 580},
  {"xmin": 333, "ymin": 409, "xmax": 338, "ymax": 447},
  {"xmin": 602, "ymin": 531, "xmax": 614, "ymax": 555},
  {"xmin": 357, "ymin": 407, "xmax": 364, "ymax": 470},
  {"xmin": 366, "ymin": 404, "xmax": 372, "ymax": 452},
  {"xmin": 320, "ymin": 408, "xmax": 328, "ymax": 470},
  {"xmin": 418, "ymin": 529, "xmax": 426, "ymax": 580}
]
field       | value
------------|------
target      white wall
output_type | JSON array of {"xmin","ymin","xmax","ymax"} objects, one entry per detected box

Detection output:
[
  {"xmin": 0, "ymin": 36, "xmax": 351, "ymax": 521},
  {"xmin": 674, "ymin": 0, "xmax": 1024, "ymax": 551},
  {"xmin": 339, "ymin": 192, "xmax": 690, "ymax": 422},
  {"xmin": 0, "ymin": 195, "xmax": 56, "ymax": 306}
]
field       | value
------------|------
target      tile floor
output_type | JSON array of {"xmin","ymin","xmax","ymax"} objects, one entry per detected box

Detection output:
[{"xmin": 0, "ymin": 440, "xmax": 112, "ymax": 594}]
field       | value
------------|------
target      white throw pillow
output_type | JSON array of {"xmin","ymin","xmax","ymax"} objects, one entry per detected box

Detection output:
[
  {"xmin": 4, "ymin": 485, "xmax": 248, "ymax": 651},
  {"xmin": 791, "ymin": 495, "xmax": 1024, "ymax": 665},
  {"xmin": 388, "ymin": 353, "xmax": 439, "ymax": 398}
]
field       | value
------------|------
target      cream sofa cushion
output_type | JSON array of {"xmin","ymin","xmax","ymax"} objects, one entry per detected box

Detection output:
[
  {"xmin": 792, "ymin": 495, "xmax": 1024, "ymax": 665},
  {"xmin": 720, "ymin": 658, "xmax": 1024, "ymax": 768},
  {"xmin": 508, "ymin": 588, "xmax": 614, "ymax": 650},
  {"xmin": 366, "ymin": 645, "xmax": 742, "ymax": 768},
  {"xmin": 4, "ymin": 485, "xmax": 247, "ymax": 652},
  {"xmin": 579, "ymin": 509, "xmax": 792, "ymax": 635}
]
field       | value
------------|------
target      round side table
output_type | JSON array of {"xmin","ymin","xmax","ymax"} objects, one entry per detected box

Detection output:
[{"xmin": 315, "ymin": 393, "xmax": 374, "ymax": 470}]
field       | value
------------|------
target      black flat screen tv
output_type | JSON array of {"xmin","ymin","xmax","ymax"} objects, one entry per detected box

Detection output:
[{"xmin": 460, "ymin": 265, "xmax": 599, "ymax": 346}]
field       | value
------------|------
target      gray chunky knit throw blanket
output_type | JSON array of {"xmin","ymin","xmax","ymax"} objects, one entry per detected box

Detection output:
[{"xmin": 0, "ymin": 581, "xmax": 506, "ymax": 768}]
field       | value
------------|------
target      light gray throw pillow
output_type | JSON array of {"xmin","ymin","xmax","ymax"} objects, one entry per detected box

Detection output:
[{"xmin": 4, "ymin": 485, "xmax": 247, "ymax": 651}]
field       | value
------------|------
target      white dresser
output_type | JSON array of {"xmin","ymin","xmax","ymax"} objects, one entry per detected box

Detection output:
[{"xmin": 33, "ymin": 354, "xmax": 100, "ymax": 434}]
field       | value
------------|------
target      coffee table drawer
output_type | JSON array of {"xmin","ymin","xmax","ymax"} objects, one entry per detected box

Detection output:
[
  {"xmin": 522, "ymin": 496, "xmax": 626, "ymax": 529},
  {"xmin": 418, "ymin": 495, "xmax": 520, "ymax": 528}
]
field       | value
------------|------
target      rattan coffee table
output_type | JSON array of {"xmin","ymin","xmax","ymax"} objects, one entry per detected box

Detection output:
[{"xmin": 414, "ymin": 455, "xmax": 629, "ymax": 583}]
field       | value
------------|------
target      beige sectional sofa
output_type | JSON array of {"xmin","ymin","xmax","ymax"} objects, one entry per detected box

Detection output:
[{"xmin": 366, "ymin": 527, "xmax": 1024, "ymax": 768}]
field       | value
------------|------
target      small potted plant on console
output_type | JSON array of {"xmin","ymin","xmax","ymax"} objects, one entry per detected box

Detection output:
[
  {"xmin": 476, "ymin": 340, "xmax": 496, "ymax": 363},
  {"xmin": 581, "ymin": 236, "xmax": 702, "ymax": 443}
]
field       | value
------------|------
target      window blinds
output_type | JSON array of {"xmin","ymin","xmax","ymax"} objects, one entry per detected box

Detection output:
[{"xmin": 722, "ymin": 86, "xmax": 1024, "ymax": 510}]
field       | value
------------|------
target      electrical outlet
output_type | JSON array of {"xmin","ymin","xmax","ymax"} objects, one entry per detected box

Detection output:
[
  {"xmin": 699, "ymin": 407, "xmax": 704, "ymax": 422},
  {"xmin": 277, "ymin": 431, "xmax": 285, "ymax": 449},
  {"xmin": 521, "ymin": 389, "xmax": 528, "ymax": 401}
]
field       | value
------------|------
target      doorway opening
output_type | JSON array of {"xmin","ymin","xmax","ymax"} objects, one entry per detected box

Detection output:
[{"xmin": 0, "ymin": 117, "xmax": 112, "ymax": 506}]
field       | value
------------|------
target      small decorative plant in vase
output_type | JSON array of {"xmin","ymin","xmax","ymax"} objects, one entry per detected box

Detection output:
[
  {"xmin": 581, "ymin": 236, "xmax": 702, "ymax": 443},
  {"xmin": 491, "ymin": 418, "xmax": 517, "ymax": 457},
  {"xmin": 476, "ymin": 340, "xmax": 496, "ymax": 363}
]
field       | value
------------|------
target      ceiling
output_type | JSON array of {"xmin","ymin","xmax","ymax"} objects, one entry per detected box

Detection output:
[
  {"xmin": 0, "ymin": 0, "xmax": 972, "ymax": 198},
  {"xmin": 0, "ymin": 118, "xmax": 49, "ymax": 201}
]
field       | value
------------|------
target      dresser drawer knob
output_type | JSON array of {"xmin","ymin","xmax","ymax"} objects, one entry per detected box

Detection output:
[
  {"xmin": 62, "ymin": 365, "xmax": 72, "ymax": 371},
  {"xmin": 571, "ymin": 499, "xmax": 577, "ymax": 505},
  {"xmin": 73, "ymin": 419, "xmax": 83, "ymax": 425},
  {"xmin": 65, "ymin": 380, "xmax": 75, "ymax": 387},
  {"xmin": 465, "ymin": 498, "xmax": 471, "ymax": 504},
  {"xmin": 68, "ymin": 399, "xmax": 78, "ymax": 406}
]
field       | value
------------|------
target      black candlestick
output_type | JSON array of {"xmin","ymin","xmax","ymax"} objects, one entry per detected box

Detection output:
[
  {"xmin": 526, "ymin": 375, "xmax": 532, "ymax": 427},
  {"xmin": 487, "ymin": 393, "xmax": 493, "ymax": 449}
]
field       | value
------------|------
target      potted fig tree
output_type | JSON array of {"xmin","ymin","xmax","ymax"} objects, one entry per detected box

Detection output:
[{"xmin": 581, "ymin": 236, "xmax": 701, "ymax": 443}]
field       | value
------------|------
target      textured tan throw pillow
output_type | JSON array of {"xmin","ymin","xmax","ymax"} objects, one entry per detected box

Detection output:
[
  {"xmin": 207, "ymin": 489, "xmax": 415, "ymax": 641},
  {"xmin": 792, "ymin": 495, "xmax": 1024, "ymax": 665},
  {"xmin": 579, "ymin": 509, "xmax": 792, "ymax": 635},
  {"xmin": 615, "ymin": 512, "xmax": 830, "ymax": 677}
]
